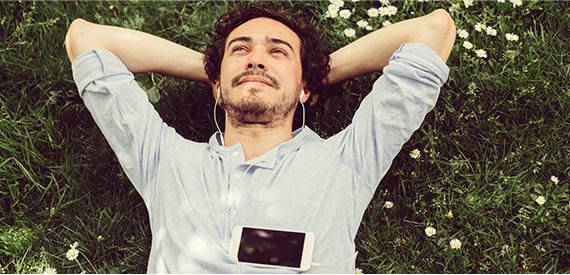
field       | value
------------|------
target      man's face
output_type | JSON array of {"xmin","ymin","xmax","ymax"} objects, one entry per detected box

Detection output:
[{"xmin": 218, "ymin": 17, "xmax": 304, "ymax": 127}]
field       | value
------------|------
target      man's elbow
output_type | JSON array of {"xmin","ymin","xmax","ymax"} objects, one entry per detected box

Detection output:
[
  {"xmin": 65, "ymin": 18, "xmax": 90, "ymax": 63},
  {"xmin": 427, "ymin": 9, "xmax": 456, "ymax": 62},
  {"xmin": 429, "ymin": 9, "xmax": 456, "ymax": 35},
  {"xmin": 410, "ymin": 9, "xmax": 456, "ymax": 63}
]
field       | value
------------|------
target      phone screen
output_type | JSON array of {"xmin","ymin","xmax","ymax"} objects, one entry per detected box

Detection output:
[{"xmin": 238, "ymin": 227, "xmax": 306, "ymax": 268}]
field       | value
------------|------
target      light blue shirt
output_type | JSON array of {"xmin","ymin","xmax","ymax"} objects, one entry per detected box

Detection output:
[{"xmin": 72, "ymin": 43, "xmax": 449, "ymax": 273}]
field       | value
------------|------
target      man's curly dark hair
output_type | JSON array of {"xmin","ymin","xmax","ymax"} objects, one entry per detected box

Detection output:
[{"xmin": 203, "ymin": 3, "xmax": 330, "ymax": 94}]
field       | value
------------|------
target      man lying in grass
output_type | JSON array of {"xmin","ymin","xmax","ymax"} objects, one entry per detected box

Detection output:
[{"xmin": 65, "ymin": 3, "xmax": 455, "ymax": 273}]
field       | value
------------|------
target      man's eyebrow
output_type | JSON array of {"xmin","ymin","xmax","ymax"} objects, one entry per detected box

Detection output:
[
  {"xmin": 267, "ymin": 37, "xmax": 295, "ymax": 54},
  {"xmin": 226, "ymin": 36, "xmax": 295, "ymax": 54},
  {"xmin": 227, "ymin": 36, "xmax": 252, "ymax": 50}
]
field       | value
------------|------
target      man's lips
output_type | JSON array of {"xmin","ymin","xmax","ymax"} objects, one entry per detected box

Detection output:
[
  {"xmin": 238, "ymin": 76, "xmax": 273, "ymax": 87},
  {"xmin": 231, "ymin": 71, "xmax": 280, "ymax": 89}
]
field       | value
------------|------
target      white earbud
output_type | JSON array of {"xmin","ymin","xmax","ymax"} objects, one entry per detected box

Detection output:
[
  {"xmin": 299, "ymin": 89, "xmax": 304, "ymax": 102},
  {"xmin": 217, "ymin": 86, "xmax": 221, "ymax": 99}
]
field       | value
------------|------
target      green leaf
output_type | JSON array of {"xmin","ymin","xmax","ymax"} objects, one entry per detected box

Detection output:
[
  {"xmin": 145, "ymin": 86, "xmax": 160, "ymax": 104},
  {"xmin": 533, "ymin": 183, "xmax": 545, "ymax": 194},
  {"xmin": 136, "ymin": 80, "xmax": 160, "ymax": 104}
]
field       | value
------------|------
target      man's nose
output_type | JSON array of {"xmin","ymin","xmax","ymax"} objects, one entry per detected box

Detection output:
[
  {"xmin": 246, "ymin": 48, "xmax": 266, "ymax": 71},
  {"xmin": 247, "ymin": 63, "xmax": 265, "ymax": 70}
]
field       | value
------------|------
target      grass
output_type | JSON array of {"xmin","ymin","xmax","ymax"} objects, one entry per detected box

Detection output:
[{"xmin": 1, "ymin": 0, "xmax": 569, "ymax": 273}]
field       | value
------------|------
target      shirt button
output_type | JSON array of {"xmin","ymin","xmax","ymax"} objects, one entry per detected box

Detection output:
[
  {"xmin": 231, "ymin": 151, "xmax": 240, "ymax": 158},
  {"xmin": 229, "ymin": 209, "xmax": 237, "ymax": 215},
  {"xmin": 232, "ymin": 173, "xmax": 241, "ymax": 180}
]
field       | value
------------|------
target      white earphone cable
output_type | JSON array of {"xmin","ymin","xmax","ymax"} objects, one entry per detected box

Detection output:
[
  {"xmin": 214, "ymin": 86, "xmax": 224, "ymax": 146},
  {"xmin": 235, "ymin": 251, "xmax": 358, "ymax": 273},
  {"xmin": 299, "ymin": 89, "xmax": 305, "ymax": 130}
]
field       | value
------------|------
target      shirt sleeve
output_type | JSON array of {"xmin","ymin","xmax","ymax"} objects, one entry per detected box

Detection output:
[
  {"xmin": 324, "ymin": 43, "xmax": 449, "ymax": 196},
  {"xmin": 71, "ymin": 49, "xmax": 175, "ymax": 201}
]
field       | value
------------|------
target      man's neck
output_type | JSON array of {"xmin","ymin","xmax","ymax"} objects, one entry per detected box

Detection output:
[{"xmin": 223, "ymin": 121, "xmax": 293, "ymax": 161}]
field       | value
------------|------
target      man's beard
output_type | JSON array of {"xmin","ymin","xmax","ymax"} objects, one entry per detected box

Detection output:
[{"xmin": 220, "ymin": 86, "xmax": 298, "ymax": 128}]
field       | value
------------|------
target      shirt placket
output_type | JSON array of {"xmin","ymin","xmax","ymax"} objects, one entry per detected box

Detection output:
[{"xmin": 222, "ymin": 149, "xmax": 246, "ymax": 247}]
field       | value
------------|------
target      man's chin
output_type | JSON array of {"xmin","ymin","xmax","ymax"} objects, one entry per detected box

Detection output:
[
  {"xmin": 240, "ymin": 86, "xmax": 274, "ymax": 96},
  {"xmin": 228, "ymin": 111, "xmax": 275, "ymax": 128}
]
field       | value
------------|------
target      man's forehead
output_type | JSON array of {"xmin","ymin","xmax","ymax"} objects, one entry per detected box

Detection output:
[{"xmin": 225, "ymin": 17, "xmax": 301, "ymax": 49}]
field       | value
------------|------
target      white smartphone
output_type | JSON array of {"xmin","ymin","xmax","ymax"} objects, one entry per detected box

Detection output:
[{"xmin": 229, "ymin": 225, "xmax": 315, "ymax": 272}]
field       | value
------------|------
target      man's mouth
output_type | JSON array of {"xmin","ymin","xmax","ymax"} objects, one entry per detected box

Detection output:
[
  {"xmin": 238, "ymin": 76, "xmax": 273, "ymax": 87},
  {"xmin": 231, "ymin": 71, "xmax": 279, "ymax": 89}
]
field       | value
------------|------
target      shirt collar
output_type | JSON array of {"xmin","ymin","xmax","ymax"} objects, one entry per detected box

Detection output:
[{"xmin": 207, "ymin": 127, "xmax": 321, "ymax": 170}]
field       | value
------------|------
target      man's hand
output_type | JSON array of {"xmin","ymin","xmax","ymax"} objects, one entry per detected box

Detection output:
[
  {"xmin": 65, "ymin": 18, "xmax": 209, "ymax": 83},
  {"xmin": 327, "ymin": 9, "xmax": 456, "ymax": 85}
]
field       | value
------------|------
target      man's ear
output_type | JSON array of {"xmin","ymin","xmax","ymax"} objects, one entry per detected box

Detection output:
[
  {"xmin": 212, "ymin": 80, "xmax": 220, "ymax": 100},
  {"xmin": 301, "ymin": 85, "xmax": 319, "ymax": 107},
  {"xmin": 300, "ymin": 85, "xmax": 310, "ymax": 103}
]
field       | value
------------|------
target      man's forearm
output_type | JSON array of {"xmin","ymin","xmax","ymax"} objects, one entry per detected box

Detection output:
[
  {"xmin": 65, "ymin": 19, "xmax": 208, "ymax": 83},
  {"xmin": 328, "ymin": 9, "xmax": 455, "ymax": 85}
]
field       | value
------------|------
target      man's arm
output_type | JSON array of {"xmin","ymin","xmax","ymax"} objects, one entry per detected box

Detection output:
[
  {"xmin": 65, "ymin": 18, "xmax": 209, "ymax": 82},
  {"xmin": 327, "ymin": 9, "xmax": 456, "ymax": 85}
]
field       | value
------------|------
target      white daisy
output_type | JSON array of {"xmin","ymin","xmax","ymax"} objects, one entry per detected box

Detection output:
[
  {"xmin": 474, "ymin": 23, "xmax": 485, "ymax": 32},
  {"xmin": 475, "ymin": 49, "xmax": 487, "ymax": 58},
  {"xmin": 367, "ymin": 8, "xmax": 379, "ymax": 18},
  {"xmin": 425, "ymin": 227, "xmax": 437, "ymax": 237},
  {"xmin": 379, "ymin": 7, "xmax": 389, "ymax": 17},
  {"xmin": 327, "ymin": 4, "xmax": 340, "ymax": 18},
  {"xmin": 66, "ymin": 248, "xmax": 79, "ymax": 261},
  {"xmin": 450, "ymin": 238, "xmax": 462, "ymax": 249},
  {"xmin": 485, "ymin": 26, "xmax": 497, "ymax": 36},
  {"xmin": 330, "ymin": 0, "xmax": 345, "ymax": 8},
  {"xmin": 339, "ymin": 9, "xmax": 352, "ymax": 19},
  {"xmin": 463, "ymin": 41, "xmax": 473, "ymax": 49},
  {"xmin": 357, "ymin": 20, "xmax": 369, "ymax": 29},
  {"xmin": 505, "ymin": 33, "xmax": 519, "ymax": 41},
  {"xmin": 43, "ymin": 267, "xmax": 57, "ymax": 274},
  {"xmin": 409, "ymin": 149, "xmax": 421, "ymax": 159},
  {"xmin": 66, "ymin": 242, "xmax": 80, "ymax": 261},
  {"xmin": 448, "ymin": 3, "xmax": 461, "ymax": 13},
  {"xmin": 344, "ymin": 28, "xmax": 356, "ymax": 38},
  {"xmin": 510, "ymin": 0, "xmax": 522, "ymax": 7},
  {"xmin": 535, "ymin": 195, "xmax": 546, "ymax": 205},
  {"xmin": 386, "ymin": 5, "xmax": 398, "ymax": 16}
]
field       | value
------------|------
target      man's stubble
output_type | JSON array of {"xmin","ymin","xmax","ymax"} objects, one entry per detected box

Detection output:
[{"xmin": 220, "ymin": 85, "xmax": 299, "ymax": 128}]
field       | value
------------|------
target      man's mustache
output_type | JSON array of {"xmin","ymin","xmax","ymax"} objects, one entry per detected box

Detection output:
[{"xmin": 231, "ymin": 70, "xmax": 280, "ymax": 88}]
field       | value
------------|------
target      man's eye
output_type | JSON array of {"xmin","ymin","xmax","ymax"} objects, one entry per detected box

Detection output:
[
  {"xmin": 232, "ymin": 46, "xmax": 247, "ymax": 52},
  {"xmin": 271, "ymin": 49, "xmax": 287, "ymax": 56}
]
